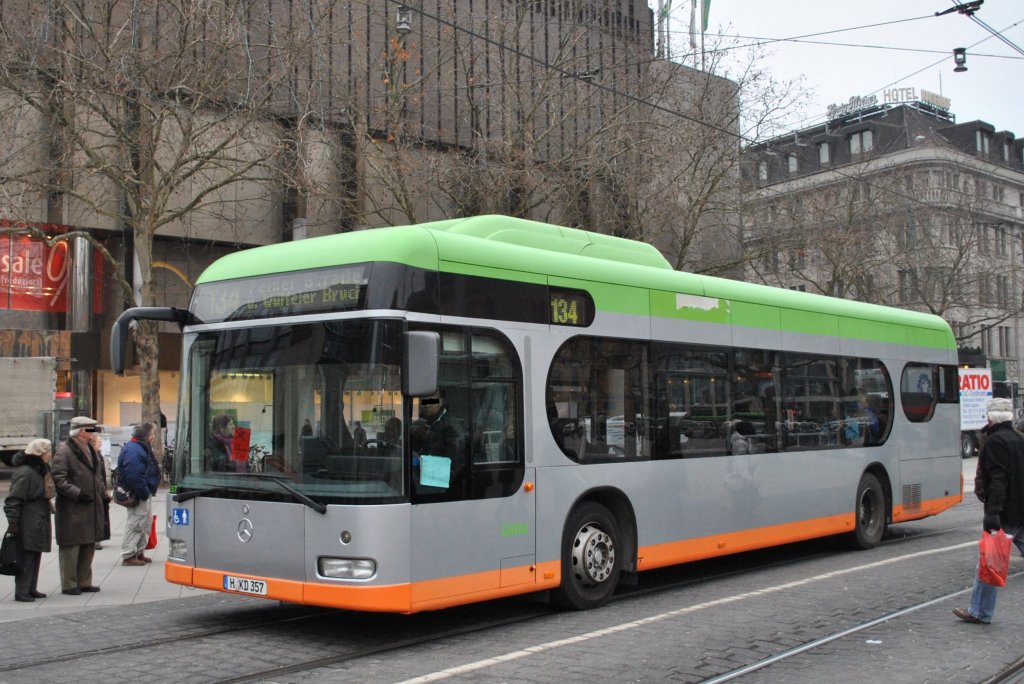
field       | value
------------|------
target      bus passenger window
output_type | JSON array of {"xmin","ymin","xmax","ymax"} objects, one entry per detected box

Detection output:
[
  {"xmin": 901, "ymin": 364, "xmax": 938, "ymax": 422},
  {"xmin": 410, "ymin": 327, "xmax": 524, "ymax": 502},
  {"xmin": 780, "ymin": 354, "xmax": 841, "ymax": 451},
  {"xmin": 847, "ymin": 360, "xmax": 891, "ymax": 446},
  {"xmin": 547, "ymin": 337, "xmax": 649, "ymax": 463},
  {"xmin": 652, "ymin": 343, "xmax": 728, "ymax": 459}
]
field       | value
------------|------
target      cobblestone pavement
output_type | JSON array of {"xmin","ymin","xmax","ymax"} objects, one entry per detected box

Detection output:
[{"xmin": 3, "ymin": 458, "xmax": 1024, "ymax": 683}]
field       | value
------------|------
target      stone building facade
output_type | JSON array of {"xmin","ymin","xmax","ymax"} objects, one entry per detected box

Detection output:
[{"xmin": 743, "ymin": 100, "xmax": 1024, "ymax": 390}]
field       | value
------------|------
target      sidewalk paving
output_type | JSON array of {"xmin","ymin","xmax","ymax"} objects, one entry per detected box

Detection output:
[{"xmin": 0, "ymin": 483, "xmax": 211, "ymax": 623}]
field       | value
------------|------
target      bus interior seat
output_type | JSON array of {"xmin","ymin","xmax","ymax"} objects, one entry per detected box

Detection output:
[{"xmin": 301, "ymin": 436, "xmax": 329, "ymax": 472}]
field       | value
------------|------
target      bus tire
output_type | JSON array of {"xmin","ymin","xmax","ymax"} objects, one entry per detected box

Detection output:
[
  {"xmin": 960, "ymin": 433, "xmax": 976, "ymax": 460},
  {"xmin": 552, "ymin": 502, "xmax": 621, "ymax": 610},
  {"xmin": 849, "ymin": 472, "xmax": 886, "ymax": 550}
]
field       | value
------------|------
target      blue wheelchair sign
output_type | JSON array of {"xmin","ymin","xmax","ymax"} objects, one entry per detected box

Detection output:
[{"xmin": 172, "ymin": 508, "xmax": 190, "ymax": 526}]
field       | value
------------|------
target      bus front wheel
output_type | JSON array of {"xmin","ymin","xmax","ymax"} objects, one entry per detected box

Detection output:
[
  {"xmin": 849, "ymin": 473, "xmax": 886, "ymax": 549},
  {"xmin": 552, "ymin": 502, "xmax": 621, "ymax": 610}
]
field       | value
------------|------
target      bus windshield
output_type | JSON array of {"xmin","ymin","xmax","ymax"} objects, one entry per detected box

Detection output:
[{"xmin": 173, "ymin": 319, "xmax": 407, "ymax": 504}]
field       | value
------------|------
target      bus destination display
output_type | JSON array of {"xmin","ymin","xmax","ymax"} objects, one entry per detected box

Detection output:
[{"xmin": 192, "ymin": 265, "xmax": 368, "ymax": 322}]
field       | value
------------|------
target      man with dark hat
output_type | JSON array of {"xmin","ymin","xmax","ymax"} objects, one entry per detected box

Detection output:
[
  {"xmin": 51, "ymin": 416, "xmax": 108, "ymax": 595},
  {"xmin": 954, "ymin": 398, "xmax": 1024, "ymax": 624}
]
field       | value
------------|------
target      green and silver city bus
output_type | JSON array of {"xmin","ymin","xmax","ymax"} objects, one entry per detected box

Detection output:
[{"xmin": 112, "ymin": 215, "xmax": 962, "ymax": 613}]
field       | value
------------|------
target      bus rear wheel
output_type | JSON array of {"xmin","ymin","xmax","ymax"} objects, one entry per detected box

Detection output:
[
  {"xmin": 552, "ymin": 502, "xmax": 621, "ymax": 610},
  {"xmin": 849, "ymin": 472, "xmax": 886, "ymax": 549},
  {"xmin": 961, "ymin": 433, "xmax": 977, "ymax": 460}
]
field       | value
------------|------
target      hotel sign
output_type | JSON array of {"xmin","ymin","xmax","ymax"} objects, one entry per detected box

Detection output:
[
  {"xmin": 826, "ymin": 94, "xmax": 878, "ymax": 120},
  {"xmin": 829, "ymin": 87, "xmax": 951, "ymax": 120},
  {"xmin": 884, "ymin": 86, "xmax": 951, "ymax": 111}
]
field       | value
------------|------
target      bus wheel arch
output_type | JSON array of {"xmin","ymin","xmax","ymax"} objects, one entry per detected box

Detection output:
[
  {"xmin": 848, "ymin": 466, "xmax": 890, "ymax": 550},
  {"xmin": 552, "ymin": 489, "xmax": 636, "ymax": 610}
]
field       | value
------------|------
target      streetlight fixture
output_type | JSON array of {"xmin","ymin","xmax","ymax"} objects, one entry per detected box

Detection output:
[
  {"xmin": 953, "ymin": 47, "xmax": 968, "ymax": 72},
  {"xmin": 396, "ymin": 5, "xmax": 412, "ymax": 36}
]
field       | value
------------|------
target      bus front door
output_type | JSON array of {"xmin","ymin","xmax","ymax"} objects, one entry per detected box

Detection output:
[{"xmin": 409, "ymin": 466, "xmax": 537, "ymax": 609}]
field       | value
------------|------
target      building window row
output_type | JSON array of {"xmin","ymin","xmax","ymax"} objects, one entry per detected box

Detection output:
[{"xmin": 981, "ymin": 325, "xmax": 1015, "ymax": 359}]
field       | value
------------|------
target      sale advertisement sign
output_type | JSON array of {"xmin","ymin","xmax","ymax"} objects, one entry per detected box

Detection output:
[{"xmin": 0, "ymin": 228, "xmax": 103, "ymax": 313}]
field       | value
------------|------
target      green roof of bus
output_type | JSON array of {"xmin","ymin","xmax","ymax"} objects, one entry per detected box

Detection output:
[{"xmin": 196, "ymin": 215, "xmax": 954, "ymax": 350}]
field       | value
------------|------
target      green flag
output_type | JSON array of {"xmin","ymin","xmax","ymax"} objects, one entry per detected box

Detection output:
[{"xmin": 702, "ymin": 0, "xmax": 711, "ymax": 31}]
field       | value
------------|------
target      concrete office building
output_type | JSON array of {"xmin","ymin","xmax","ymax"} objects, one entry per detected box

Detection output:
[{"xmin": 0, "ymin": 1, "xmax": 738, "ymax": 434}]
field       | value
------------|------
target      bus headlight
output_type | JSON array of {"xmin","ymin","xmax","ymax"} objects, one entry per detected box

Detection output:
[
  {"xmin": 318, "ymin": 557, "xmax": 377, "ymax": 580},
  {"xmin": 168, "ymin": 539, "xmax": 188, "ymax": 561}
]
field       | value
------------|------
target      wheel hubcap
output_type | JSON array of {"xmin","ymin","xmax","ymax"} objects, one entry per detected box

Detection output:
[
  {"xmin": 571, "ymin": 522, "xmax": 615, "ymax": 585},
  {"xmin": 860, "ymin": 489, "xmax": 879, "ymax": 532}
]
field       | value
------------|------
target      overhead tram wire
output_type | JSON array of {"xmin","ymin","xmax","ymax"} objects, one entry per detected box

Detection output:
[
  {"xmin": 402, "ymin": 6, "xmax": 1021, "ymax": 245},
  {"xmin": 782, "ymin": 16, "xmax": 1024, "ymax": 136},
  {"xmin": 719, "ymin": 36, "xmax": 1020, "ymax": 59},
  {"xmin": 606, "ymin": 7, "xmax": 940, "ymax": 74},
  {"xmin": 657, "ymin": 11, "xmax": 939, "ymax": 63},
  {"xmin": 946, "ymin": 0, "xmax": 1024, "ymax": 57}
]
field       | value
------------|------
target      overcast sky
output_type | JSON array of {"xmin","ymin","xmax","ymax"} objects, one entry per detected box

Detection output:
[{"xmin": 653, "ymin": 0, "xmax": 1024, "ymax": 138}]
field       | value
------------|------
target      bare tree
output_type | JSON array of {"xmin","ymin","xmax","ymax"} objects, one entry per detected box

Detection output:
[
  {"xmin": 744, "ymin": 161, "xmax": 1024, "ymax": 348},
  {"xmin": 0, "ymin": 0, "xmax": 317, "ymax": 430}
]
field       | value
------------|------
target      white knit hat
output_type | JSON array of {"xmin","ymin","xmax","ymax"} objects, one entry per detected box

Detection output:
[
  {"xmin": 25, "ymin": 438, "xmax": 52, "ymax": 456},
  {"xmin": 987, "ymin": 397, "xmax": 1014, "ymax": 424}
]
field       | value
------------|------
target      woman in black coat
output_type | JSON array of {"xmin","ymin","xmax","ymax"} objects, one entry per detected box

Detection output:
[{"xmin": 3, "ymin": 438, "xmax": 55, "ymax": 602}]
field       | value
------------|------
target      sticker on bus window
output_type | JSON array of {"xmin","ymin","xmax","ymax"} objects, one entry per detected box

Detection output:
[{"xmin": 419, "ymin": 455, "xmax": 451, "ymax": 488}]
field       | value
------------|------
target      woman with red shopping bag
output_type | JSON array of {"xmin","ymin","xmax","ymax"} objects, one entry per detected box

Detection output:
[{"xmin": 954, "ymin": 398, "xmax": 1024, "ymax": 625}]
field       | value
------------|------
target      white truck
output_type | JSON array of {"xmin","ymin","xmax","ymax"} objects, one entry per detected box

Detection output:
[{"xmin": 0, "ymin": 356, "xmax": 58, "ymax": 465}]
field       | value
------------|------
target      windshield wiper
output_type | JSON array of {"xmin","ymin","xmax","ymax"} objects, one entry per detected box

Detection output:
[
  {"xmin": 248, "ymin": 473, "xmax": 327, "ymax": 514},
  {"xmin": 172, "ymin": 475, "xmax": 327, "ymax": 514},
  {"xmin": 173, "ymin": 486, "xmax": 238, "ymax": 503}
]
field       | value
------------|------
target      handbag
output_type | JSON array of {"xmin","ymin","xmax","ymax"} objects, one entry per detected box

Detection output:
[
  {"xmin": 146, "ymin": 514, "xmax": 158, "ymax": 551},
  {"xmin": 0, "ymin": 531, "xmax": 19, "ymax": 576},
  {"xmin": 978, "ymin": 530, "xmax": 1012, "ymax": 587},
  {"xmin": 113, "ymin": 482, "xmax": 138, "ymax": 507},
  {"xmin": 113, "ymin": 467, "xmax": 138, "ymax": 507}
]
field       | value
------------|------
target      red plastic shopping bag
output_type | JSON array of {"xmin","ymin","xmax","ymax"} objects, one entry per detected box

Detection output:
[
  {"xmin": 146, "ymin": 514, "xmax": 158, "ymax": 551},
  {"xmin": 978, "ymin": 530, "xmax": 1011, "ymax": 587}
]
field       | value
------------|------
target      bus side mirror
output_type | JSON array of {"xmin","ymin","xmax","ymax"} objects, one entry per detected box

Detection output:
[
  {"xmin": 110, "ymin": 306, "xmax": 199, "ymax": 375},
  {"xmin": 404, "ymin": 331, "xmax": 440, "ymax": 397}
]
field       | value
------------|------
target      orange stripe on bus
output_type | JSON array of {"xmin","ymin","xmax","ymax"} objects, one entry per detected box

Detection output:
[
  {"xmin": 638, "ymin": 512, "xmax": 855, "ymax": 570},
  {"xmin": 167, "ymin": 561, "xmax": 561, "ymax": 614},
  {"xmin": 164, "ymin": 493, "xmax": 959, "ymax": 613},
  {"xmin": 892, "ymin": 493, "xmax": 962, "ymax": 523},
  {"xmin": 637, "ymin": 493, "xmax": 960, "ymax": 569},
  {"xmin": 165, "ymin": 562, "xmax": 193, "ymax": 585}
]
